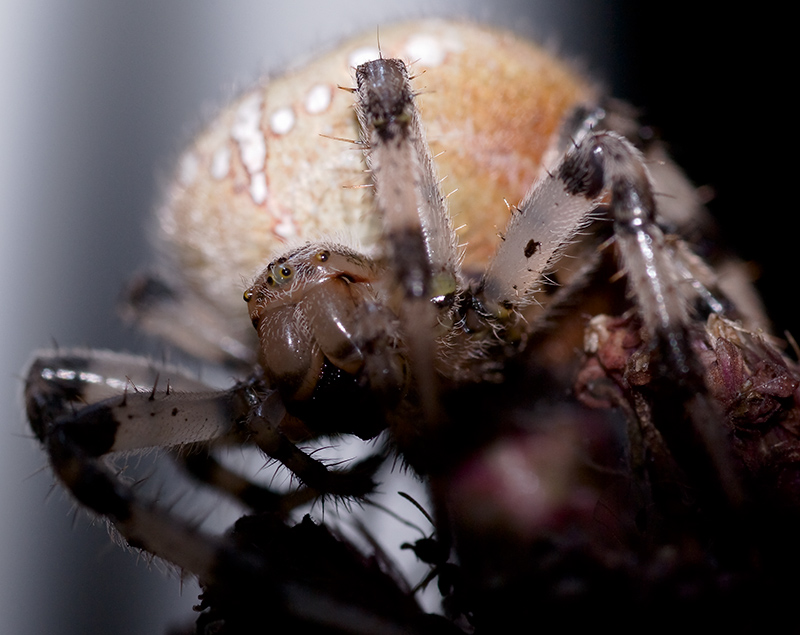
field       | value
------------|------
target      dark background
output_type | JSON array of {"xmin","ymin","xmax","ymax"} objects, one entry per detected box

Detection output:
[
  {"xmin": 1, "ymin": 2, "xmax": 787, "ymax": 633},
  {"xmin": 622, "ymin": 4, "xmax": 791, "ymax": 333}
]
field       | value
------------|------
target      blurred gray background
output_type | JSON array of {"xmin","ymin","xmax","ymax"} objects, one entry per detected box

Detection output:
[{"xmin": 0, "ymin": 1, "xmax": 782, "ymax": 633}]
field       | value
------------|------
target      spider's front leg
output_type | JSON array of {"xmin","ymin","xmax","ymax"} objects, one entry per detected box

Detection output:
[{"xmin": 354, "ymin": 58, "xmax": 461, "ymax": 420}]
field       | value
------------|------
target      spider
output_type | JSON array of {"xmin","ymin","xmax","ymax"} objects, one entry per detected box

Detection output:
[{"xmin": 24, "ymin": 20, "xmax": 800, "ymax": 633}]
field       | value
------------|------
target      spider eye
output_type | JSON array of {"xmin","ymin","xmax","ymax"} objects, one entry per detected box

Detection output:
[
  {"xmin": 270, "ymin": 262, "xmax": 295, "ymax": 284},
  {"xmin": 243, "ymin": 289, "xmax": 254, "ymax": 302},
  {"xmin": 315, "ymin": 250, "xmax": 330, "ymax": 263}
]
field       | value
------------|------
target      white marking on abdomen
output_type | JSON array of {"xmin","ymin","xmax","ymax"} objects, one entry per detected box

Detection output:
[{"xmin": 231, "ymin": 94, "xmax": 268, "ymax": 205}]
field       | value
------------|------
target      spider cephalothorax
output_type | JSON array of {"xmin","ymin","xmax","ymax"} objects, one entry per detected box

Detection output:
[{"xmin": 24, "ymin": 20, "xmax": 800, "ymax": 633}]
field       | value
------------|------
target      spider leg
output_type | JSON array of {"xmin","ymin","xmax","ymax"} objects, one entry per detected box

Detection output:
[
  {"xmin": 354, "ymin": 58, "xmax": 460, "ymax": 419},
  {"xmin": 26, "ymin": 350, "xmax": 379, "ymax": 515},
  {"xmin": 36, "ymin": 415, "xmax": 435, "ymax": 634},
  {"xmin": 179, "ymin": 449, "xmax": 316, "ymax": 516},
  {"xmin": 563, "ymin": 103, "xmax": 769, "ymax": 332},
  {"xmin": 25, "ymin": 351, "xmax": 244, "ymax": 452},
  {"xmin": 354, "ymin": 58, "xmax": 460, "ymax": 300},
  {"xmin": 123, "ymin": 272, "xmax": 257, "ymax": 367},
  {"xmin": 480, "ymin": 130, "xmax": 694, "ymax": 376},
  {"xmin": 478, "ymin": 130, "xmax": 748, "ymax": 506},
  {"xmin": 25, "ymin": 354, "xmax": 436, "ymax": 631},
  {"xmin": 242, "ymin": 391, "xmax": 383, "ymax": 498}
]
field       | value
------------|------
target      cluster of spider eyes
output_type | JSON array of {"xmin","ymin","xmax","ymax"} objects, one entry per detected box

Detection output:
[{"xmin": 243, "ymin": 249, "xmax": 334, "ymax": 299}]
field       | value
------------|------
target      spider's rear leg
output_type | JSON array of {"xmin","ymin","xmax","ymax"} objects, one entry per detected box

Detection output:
[{"xmin": 123, "ymin": 272, "xmax": 257, "ymax": 368}]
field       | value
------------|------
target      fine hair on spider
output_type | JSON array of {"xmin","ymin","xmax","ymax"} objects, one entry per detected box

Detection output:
[{"xmin": 24, "ymin": 20, "xmax": 800, "ymax": 633}]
